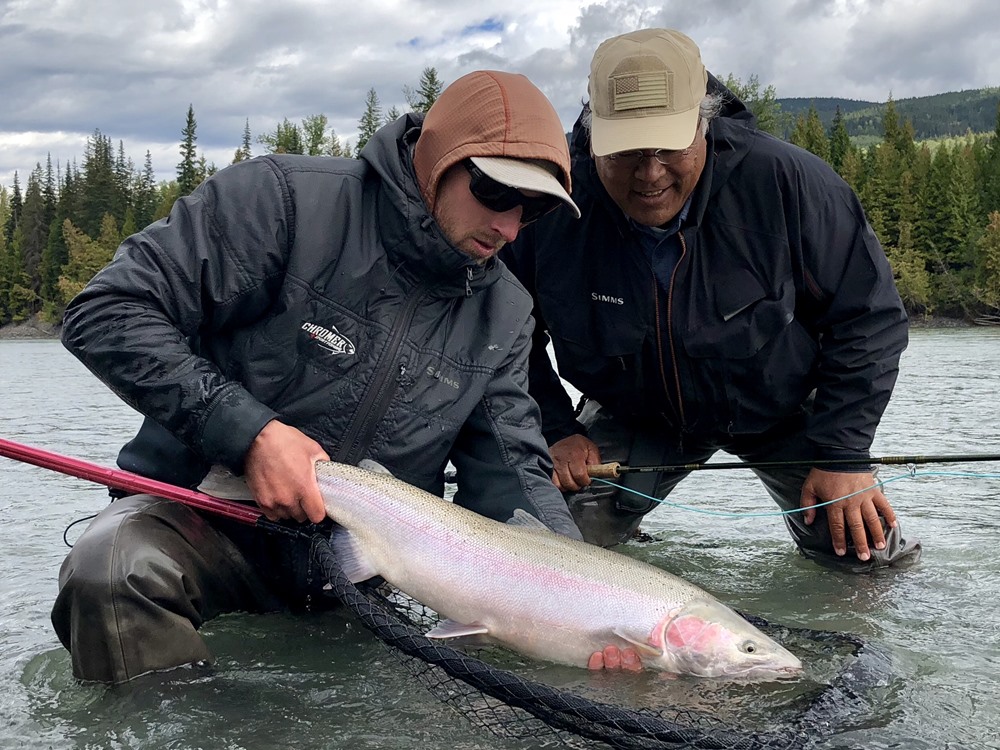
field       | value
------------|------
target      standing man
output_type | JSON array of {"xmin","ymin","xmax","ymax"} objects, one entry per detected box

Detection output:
[
  {"xmin": 54, "ymin": 70, "xmax": 584, "ymax": 683},
  {"xmin": 501, "ymin": 29, "xmax": 921, "ymax": 570}
]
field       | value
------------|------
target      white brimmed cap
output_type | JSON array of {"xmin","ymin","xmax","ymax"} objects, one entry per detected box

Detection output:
[{"xmin": 470, "ymin": 156, "xmax": 581, "ymax": 219}]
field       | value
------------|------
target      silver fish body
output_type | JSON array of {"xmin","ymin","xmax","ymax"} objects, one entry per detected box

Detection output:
[{"xmin": 314, "ymin": 461, "xmax": 802, "ymax": 679}]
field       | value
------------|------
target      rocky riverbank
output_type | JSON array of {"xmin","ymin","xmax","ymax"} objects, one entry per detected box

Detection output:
[{"xmin": 0, "ymin": 317, "xmax": 60, "ymax": 340}]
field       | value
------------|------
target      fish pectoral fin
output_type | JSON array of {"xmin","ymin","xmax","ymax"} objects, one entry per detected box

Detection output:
[
  {"xmin": 505, "ymin": 508, "xmax": 551, "ymax": 533},
  {"xmin": 425, "ymin": 619, "xmax": 490, "ymax": 640},
  {"xmin": 358, "ymin": 459, "xmax": 394, "ymax": 476},
  {"xmin": 329, "ymin": 525, "xmax": 380, "ymax": 583},
  {"xmin": 197, "ymin": 465, "xmax": 254, "ymax": 502},
  {"xmin": 612, "ymin": 629, "xmax": 664, "ymax": 658}
]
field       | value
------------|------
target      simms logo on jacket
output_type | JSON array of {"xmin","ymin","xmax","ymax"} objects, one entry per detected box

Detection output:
[
  {"xmin": 302, "ymin": 322, "xmax": 356, "ymax": 355},
  {"xmin": 591, "ymin": 292, "xmax": 625, "ymax": 305}
]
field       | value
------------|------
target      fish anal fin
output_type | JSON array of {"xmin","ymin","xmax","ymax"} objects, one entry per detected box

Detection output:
[
  {"xmin": 358, "ymin": 459, "xmax": 393, "ymax": 476},
  {"xmin": 506, "ymin": 509, "xmax": 551, "ymax": 533},
  {"xmin": 197, "ymin": 465, "xmax": 254, "ymax": 501},
  {"xmin": 425, "ymin": 619, "xmax": 490, "ymax": 640},
  {"xmin": 330, "ymin": 525, "xmax": 380, "ymax": 583}
]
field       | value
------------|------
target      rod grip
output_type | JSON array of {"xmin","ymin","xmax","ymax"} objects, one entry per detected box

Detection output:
[{"xmin": 587, "ymin": 462, "xmax": 622, "ymax": 479}]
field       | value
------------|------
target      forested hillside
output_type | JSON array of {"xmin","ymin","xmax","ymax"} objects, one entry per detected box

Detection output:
[
  {"xmin": 2, "ymin": 73, "xmax": 1000, "ymax": 327},
  {"xmin": 778, "ymin": 88, "xmax": 1000, "ymax": 140}
]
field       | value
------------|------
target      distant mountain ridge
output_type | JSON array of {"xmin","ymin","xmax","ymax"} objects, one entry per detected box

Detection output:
[{"xmin": 776, "ymin": 87, "xmax": 1000, "ymax": 141}]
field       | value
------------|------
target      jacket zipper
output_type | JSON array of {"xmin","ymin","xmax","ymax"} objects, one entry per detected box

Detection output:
[
  {"xmin": 336, "ymin": 282, "xmax": 430, "ymax": 464},
  {"xmin": 653, "ymin": 234, "xmax": 688, "ymax": 430}
]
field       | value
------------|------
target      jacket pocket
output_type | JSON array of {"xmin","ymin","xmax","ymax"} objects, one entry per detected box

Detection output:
[
  {"xmin": 547, "ymin": 324, "xmax": 646, "ymax": 404},
  {"xmin": 683, "ymin": 270, "xmax": 796, "ymax": 359},
  {"xmin": 681, "ymin": 271, "xmax": 818, "ymax": 430}
]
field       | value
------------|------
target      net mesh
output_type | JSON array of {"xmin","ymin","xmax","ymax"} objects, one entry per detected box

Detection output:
[{"xmin": 310, "ymin": 536, "xmax": 889, "ymax": 750}]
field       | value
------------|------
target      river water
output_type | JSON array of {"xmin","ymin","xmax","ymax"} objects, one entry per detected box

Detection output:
[{"xmin": 1, "ymin": 330, "xmax": 998, "ymax": 750}]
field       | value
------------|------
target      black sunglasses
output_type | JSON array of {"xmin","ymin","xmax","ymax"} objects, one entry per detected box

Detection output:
[{"xmin": 463, "ymin": 160, "xmax": 562, "ymax": 225}]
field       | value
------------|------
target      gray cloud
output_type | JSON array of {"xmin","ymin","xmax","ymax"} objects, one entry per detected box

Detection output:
[{"xmin": 1, "ymin": 0, "xmax": 997, "ymax": 190}]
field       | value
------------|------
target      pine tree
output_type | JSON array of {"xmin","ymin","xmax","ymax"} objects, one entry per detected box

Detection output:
[
  {"xmin": 839, "ymin": 147, "xmax": 865, "ymax": 194},
  {"xmin": 887, "ymin": 220, "xmax": 932, "ymax": 314},
  {"xmin": 790, "ymin": 106, "xmax": 829, "ymax": 162},
  {"xmin": 384, "ymin": 106, "xmax": 401, "ymax": 127},
  {"xmin": 4, "ymin": 224, "xmax": 37, "ymax": 322},
  {"xmin": 43, "ymin": 155, "xmax": 57, "ymax": 231},
  {"xmin": 18, "ymin": 165, "xmax": 48, "ymax": 300},
  {"xmin": 3, "ymin": 172, "xmax": 22, "ymax": 248},
  {"xmin": 328, "ymin": 131, "xmax": 348, "ymax": 157},
  {"xmin": 974, "ymin": 211, "xmax": 1000, "ymax": 311},
  {"xmin": 355, "ymin": 88, "xmax": 383, "ymax": 157},
  {"xmin": 133, "ymin": 151, "xmax": 158, "ymax": 229},
  {"xmin": 924, "ymin": 143, "xmax": 977, "ymax": 313},
  {"xmin": 79, "ymin": 131, "xmax": 118, "ymax": 237},
  {"xmin": 39, "ymin": 164, "xmax": 78, "ymax": 315},
  {"xmin": 233, "ymin": 119, "xmax": 253, "ymax": 163},
  {"xmin": 404, "ymin": 67, "xmax": 444, "ymax": 114},
  {"xmin": 983, "ymin": 103, "xmax": 1000, "ymax": 217},
  {"xmin": 113, "ymin": 140, "xmax": 133, "ymax": 224},
  {"xmin": 861, "ymin": 143, "xmax": 900, "ymax": 249},
  {"xmin": 0, "ymin": 187, "xmax": 9, "ymax": 241},
  {"xmin": 828, "ymin": 107, "xmax": 853, "ymax": 174},
  {"xmin": 909, "ymin": 145, "xmax": 935, "ymax": 262},
  {"xmin": 177, "ymin": 104, "xmax": 200, "ymax": 196}
]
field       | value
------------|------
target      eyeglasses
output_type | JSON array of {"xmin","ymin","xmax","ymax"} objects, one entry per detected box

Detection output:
[
  {"xmin": 603, "ymin": 146, "xmax": 696, "ymax": 171},
  {"xmin": 463, "ymin": 160, "xmax": 562, "ymax": 225}
]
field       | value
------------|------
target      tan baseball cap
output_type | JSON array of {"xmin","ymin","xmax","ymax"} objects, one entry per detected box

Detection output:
[
  {"xmin": 413, "ymin": 70, "xmax": 579, "ymax": 218},
  {"xmin": 587, "ymin": 28, "xmax": 708, "ymax": 157}
]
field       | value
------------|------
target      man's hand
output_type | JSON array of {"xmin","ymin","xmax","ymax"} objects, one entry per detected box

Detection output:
[
  {"xmin": 244, "ymin": 420, "xmax": 330, "ymax": 524},
  {"xmin": 550, "ymin": 434, "xmax": 602, "ymax": 491},
  {"xmin": 800, "ymin": 468, "xmax": 897, "ymax": 561},
  {"xmin": 587, "ymin": 645, "xmax": 643, "ymax": 671}
]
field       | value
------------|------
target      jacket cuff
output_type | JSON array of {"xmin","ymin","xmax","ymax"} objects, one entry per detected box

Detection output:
[
  {"xmin": 542, "ymin": 419, "xmax": 589, "ymax": 446},
  {"xmin": 199, "ymin": 383, "xmax": 280, "ymax": 474},
  {"xmin": 810, "ymin": 443, "xmax": 873, "ymax": 473}
]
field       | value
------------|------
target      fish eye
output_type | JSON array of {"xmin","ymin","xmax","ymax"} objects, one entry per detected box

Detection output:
[{"xmin": 740, "ymin": 640, "xmax": 757, "ymax": 654}]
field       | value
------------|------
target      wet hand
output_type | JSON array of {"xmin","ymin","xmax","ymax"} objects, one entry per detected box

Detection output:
[
  {"xmin": 244, "ymin": 420, "xmax": 330, "ymax": 524},
  {"xmin": 550, "ymin": 435, "xmax": 602, "ymax": 492},
  {"xmin": 587, "ymin": 645, "xmax": 643, "ymax": 672},
  {"xmin": 800, "ymin": 468, "xmax": 897, "ymax": 561}
]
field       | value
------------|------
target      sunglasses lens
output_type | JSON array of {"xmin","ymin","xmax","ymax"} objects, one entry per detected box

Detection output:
[{"xmin": 465, "ymin": 161, "xmax": 560, "ymax": 224}]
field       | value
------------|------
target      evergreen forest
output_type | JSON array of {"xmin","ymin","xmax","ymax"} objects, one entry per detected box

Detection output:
[{"xmin": 2, "ymin": 69, "xmax": 1000, "ymax": 328}]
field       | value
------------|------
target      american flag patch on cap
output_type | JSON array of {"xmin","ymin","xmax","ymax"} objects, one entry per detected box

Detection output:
[{"xmin": 612, "ymin": 71, "xmax": 672, "ymax": 111}]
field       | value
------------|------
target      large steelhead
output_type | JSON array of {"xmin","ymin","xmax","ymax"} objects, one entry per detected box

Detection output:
[{"xmin": 310, "ymin": 460, "xmax": 802, "ymax": 679}]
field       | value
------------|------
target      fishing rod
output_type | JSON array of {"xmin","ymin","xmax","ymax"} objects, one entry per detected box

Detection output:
[
  {"xmin": 0, "ymin": 436, "xmax": 267, "ymax": 527},
  {"xmin": 586, "ymin": 453, "xmax": 1000, "ymax": 478}
]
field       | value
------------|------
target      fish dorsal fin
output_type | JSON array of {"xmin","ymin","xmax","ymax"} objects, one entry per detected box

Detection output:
[
  {"xmin": 505, "ymin": 508, "xmax": 551, "ymax": 533},
  {"xmin": 425, "ymin": 619, "xmax": 490, "ymax": 640},
  {"xmin": 197, "ymin": 465, "xmax": 253, "ymax": 501},
  {"xmin": 358, "ymin": 458, "xmax": 394, "ymax": 476},
  {"xmin": 329, "ymin": 525, "xmax": 380, "ymax": 583},
  {"xmin": 612, "ymin": 628, "xmax": 664, "ymax": 658}
]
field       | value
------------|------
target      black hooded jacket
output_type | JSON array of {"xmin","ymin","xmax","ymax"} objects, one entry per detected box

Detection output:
[
  {"xmin": 60, "ymin": 114, "xmax": 580, "ymax": 537},
  {"xmin": 501, "ymin": 87, "xmax": 908, "ymax": 464}
]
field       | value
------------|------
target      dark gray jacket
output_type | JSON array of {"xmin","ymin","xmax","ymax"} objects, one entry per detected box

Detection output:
[
  {"xmin": 61, "ymin": 114, "xmax": 580, "ymax": 537},
  {"xmin": 502, "ymin": 103, "xmax": 908, "ymax": 465}
]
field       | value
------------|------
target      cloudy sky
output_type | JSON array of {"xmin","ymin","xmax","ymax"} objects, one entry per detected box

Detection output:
[{"xmin": 1, "ymin": 0, "xmax": 997, "ymax": 191}]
